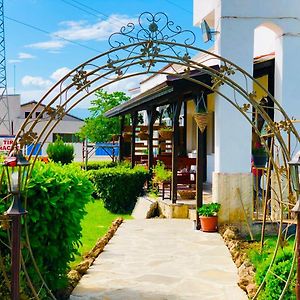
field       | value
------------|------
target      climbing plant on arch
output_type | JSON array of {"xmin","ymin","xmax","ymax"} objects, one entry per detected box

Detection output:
[{"xmin": 0, "ymin": 12, "xmax": 299, "ymax": 299}]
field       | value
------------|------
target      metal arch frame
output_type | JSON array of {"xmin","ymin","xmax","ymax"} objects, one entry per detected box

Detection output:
[{"xmin": 0, "ymin": 12, "xmax": 298, "ymax": 299}]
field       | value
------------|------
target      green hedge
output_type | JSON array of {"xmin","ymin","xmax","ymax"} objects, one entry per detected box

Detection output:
[
  {"xmin": 255, "ymin": 252, "xmax": 295, "ymax": 300},
  {"xmin": 0, "ymin": 162, "xmax": 93, "ymax": 298},
  {"xmin": 249, "ymin": 237, "xmax": 296, "ymax": 300},
  {"xmin": 72, "ymin": 160, "xmax": 118, "ymax": 170},
  {"xmin": 89, "ymin": 165, "xmax": 149, "ymax": 213}
]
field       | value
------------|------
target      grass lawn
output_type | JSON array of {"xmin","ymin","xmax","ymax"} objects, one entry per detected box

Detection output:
[{"xmin": 71, "ymin": 199, "xmax": 132, "ymax": 267}]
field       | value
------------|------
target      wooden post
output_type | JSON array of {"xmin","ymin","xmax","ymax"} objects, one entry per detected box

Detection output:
[
  {"xmin": 171, "ymin": 100, "xmax": 183, "ymax": 204},
  {"xmin": 147, "ymin": 108, "xmax": 156, "ymax": 189},
  {"xmin": 147, "ymin": 109, "xmax": 156, "ymax": 171},
  {"xmin": 131, "ymin": 112, "xmax": 138, "ymax": 169},
  {"xmin": 195, "ymin": 93, "xmax": 207, "ymax": 229},
  {"xmin": 119, "ymin": 115, "xmax": 125, "ymax": 162},
  {"xmin": 183, "ymin": 101, "xmax": 187, "ymax": 155},
  {"xmin": 196, "ymin": 128, "xmax": 204, "ymax": 229}
]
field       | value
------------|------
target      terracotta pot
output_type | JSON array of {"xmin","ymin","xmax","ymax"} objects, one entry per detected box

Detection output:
[
  {"xmin": 199, "ymin": 216, "xmax": 218, "ymax": 232},
  {"xmin": 193, "ymin": 112, "xmax": 208, "ymax": 133}
]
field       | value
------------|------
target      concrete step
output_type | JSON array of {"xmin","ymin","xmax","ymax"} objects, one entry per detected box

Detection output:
[{"xmin": 189, "ymin": 208, "xmax": 197, "ymax": 221}]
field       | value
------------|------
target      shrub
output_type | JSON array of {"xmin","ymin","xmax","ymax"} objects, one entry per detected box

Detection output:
[
  {"xmin": 72, "ymin": 160, "xmax": 117, "ymax": 170},
  {"xmin": 89, "ymin": 165, "xmax": 149, "ymax": 213},
  {"xmin": 0, "ymin": 162, "xmax": 93, "ymax": 298},
  {"xmin": 254, "ymin": 250, "xmax": 295, "ymax": 300},
  {"xmin": 46, "ymin": 135, "xmax": 74, "ymax": 164},
  {"xmin": 152, "ymin": 161, "xmax": 172, "ymax": 184},
  {"xmin": 264, "ymin": 255, "xmax": 295, "ymax": 300}
]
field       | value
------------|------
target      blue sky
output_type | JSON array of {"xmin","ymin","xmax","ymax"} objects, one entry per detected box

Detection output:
[{"xmin": 5, "ymin": 0, "xmax": 208, "ymax": 114}]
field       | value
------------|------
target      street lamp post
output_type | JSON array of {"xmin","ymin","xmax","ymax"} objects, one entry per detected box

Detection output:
[
  {"xmin": 3, "ymin": 149, "xmax": 30, "ymax": 300},
  {"xmin": 288, "ymin": 151, "xmax": 300, "ymax": 300}
]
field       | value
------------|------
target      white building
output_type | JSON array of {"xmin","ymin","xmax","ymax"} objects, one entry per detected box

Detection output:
[
  {"xmin": 0, "ymin": 94, "xmax": 84, "ymax": 160},
  {"xmin": 193, "ymin": 0, "xmax": 300, "ymax": 223}
]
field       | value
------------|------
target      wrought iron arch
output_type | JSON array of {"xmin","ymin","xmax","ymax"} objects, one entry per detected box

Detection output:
[{"xmin": 0, "ymin": 12, "xmax": 299, "ymax": 299}]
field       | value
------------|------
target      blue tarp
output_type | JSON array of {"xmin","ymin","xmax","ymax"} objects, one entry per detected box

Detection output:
[
  {"xmin": 27, "ymin": 143, "xmax": 42, "ymax": 156},
  {"xmin": 95, "ymin": 143, "xmax": 119, "ymax": 156}
]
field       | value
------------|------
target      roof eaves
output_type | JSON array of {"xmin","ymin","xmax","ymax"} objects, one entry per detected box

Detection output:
[{"xmin": 105, "ymin": 85, "xmax": 173, "ymax": 118}]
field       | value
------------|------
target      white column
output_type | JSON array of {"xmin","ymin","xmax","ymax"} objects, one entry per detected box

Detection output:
[
  {"xmin": 214, "ymin": 18, "xmax": 253, "ymax": 173},
  {"xmin": 275, "ymin": 33, "xmax": 300, "ymax": 150}
]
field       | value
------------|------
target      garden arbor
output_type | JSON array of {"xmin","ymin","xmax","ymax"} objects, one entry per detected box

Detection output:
[{"xmin": 0, "ymin": 12, "xmax": 299, "ymax": 299}]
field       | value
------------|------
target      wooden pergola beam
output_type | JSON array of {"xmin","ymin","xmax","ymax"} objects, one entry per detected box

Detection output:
[
  {"xmin": 119, "ymin": 115, "xmax": 125, "ymax": 162},
  {"xmin": 147, "ymin": 108, "xmax": 157, "ymax": 171},
  {"xmin": 171, "ymin": 98, "xmax": 183, "ymax": 204},
  {"xmin": 131, "ymin": 112, "xmax": 138, "ymax": 168}
]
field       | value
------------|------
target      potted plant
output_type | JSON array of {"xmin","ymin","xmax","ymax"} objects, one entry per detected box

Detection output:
[
  {"xmin": 252, "ymin": 142, "xmax": 268, "ymax": 167},
  {"xmin": 193, "ymin": 94, "xmax": 209, "ymax": 133},
  {"xmin": 197, "ymin": 203, "xmax": 221, "ymax": 232},
  {"xmin": 122, "ymin": 132, "xmax": 132, "ymax": 142},
  {"xmin": 137, "ymin": 130, "xmax": 149, "ymax": 140},
  {"xmin": 158, "ymin": 126, "xmax": 173, "ymax": 140},
  {"xmin": 152, "ymin": 161, "xmax": 172, "ymax": 184}
]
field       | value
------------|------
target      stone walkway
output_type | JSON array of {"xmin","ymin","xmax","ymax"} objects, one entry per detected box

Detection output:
[{"xmin": 70, "ymin": 219, "xmax": 247, "ymax": 300}]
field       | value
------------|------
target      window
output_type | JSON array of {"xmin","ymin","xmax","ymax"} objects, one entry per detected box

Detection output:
[
  {"xmin": 25, "ymin": 112, "xmax": 31, "ymax": 118},
  {"xmin": 53, "ymin": 133, "xmax": 81, "ymax": 143},
  {"xmin": 36, "ymin": 112, "xmax": 43, "ymax": 118}
]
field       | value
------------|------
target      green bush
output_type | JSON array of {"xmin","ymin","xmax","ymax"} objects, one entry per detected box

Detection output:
[
  {"xmin": 0, "ymin": 162, "xmax": 93, "ymax": 298},
  {"xmin": 254, "ymin": 250, "xmax": 295, "ymax": 300},
  {"xmin": 72, "ymin": 160, "xmax": 117, "ymax": 170},
  {"xmin": 46, "ymin": 135, "xmax": 74, "ymax": 164},
  {"xmin": 89, "ymin": 165, "xmax": 149, "ymax": 213},
  {"xmin": 152, "ymin": 161, "xmax": 172, "ymax": 183}
]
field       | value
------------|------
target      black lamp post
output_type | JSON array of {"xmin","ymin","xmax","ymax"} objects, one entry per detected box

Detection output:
[
  {"xmin": 288, "ymin": 151, "xmax": 300, "ymax": 300},
  {"xmin": 3, "ymin": 149, "xmax": 30, "ymax": 300}
]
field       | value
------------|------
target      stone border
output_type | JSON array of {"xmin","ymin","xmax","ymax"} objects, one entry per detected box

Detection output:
[
  {"xmin": 66, "ymin": 217, "xmax": 124, "ymax": 297},
  {"xmin": 220, "ymin": 225, "xmax": 257, "ymax": 298}
]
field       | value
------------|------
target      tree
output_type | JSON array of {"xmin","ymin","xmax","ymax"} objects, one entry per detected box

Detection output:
[{"xmin": 78, "ymin": 89, "xmax": 130, "ymax": 142}]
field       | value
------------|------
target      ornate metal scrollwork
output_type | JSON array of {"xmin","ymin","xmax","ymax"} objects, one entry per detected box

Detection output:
[
  {"xmin": 18, "ymin": 130, "xmax": 38, "ymax": 148},
  {"xmin": 211, "ymin": 63, "xmax": 236, "ymax": 89},
  {"xmin": 106, "ymin": 12, "xmax": 196, "ymax": 72},
  {"xmin": 241, "ymin": 103, "xmax": 251, "ymax": 112},
  {"xmin": 72, "ymin": 68, "xmax": 91, "ymax": 91},
  {"xmin": 108, "ymin": 12, "xmax": 196, "ymax": 48}
]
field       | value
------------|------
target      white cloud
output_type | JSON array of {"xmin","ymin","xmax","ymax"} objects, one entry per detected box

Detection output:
[
  {"xmin": 26, "ymin": 40, "xmax": 67, "ymax": 50},
  {"xmin": 21, "ymin": 75, "xmax": 52, "ymax": 88},
  {"xmin": 20, "ymin": 89, "xmax": 46, "ymax": 102},
  {"xmin": 24, "ymin": 14, "xmax": 136, "ymax": 52},
  {"xmin": 18, "ymin": 52, "xmax": 35, "ymax": 59},
  {"xmin": 50, "ymin": 67, "xmax": 71, "ymax": 81},
  {"xmin": 53, "ymin": 15, "xmax": 136, "ymax": 41},
  {"xmin": 8, "ymin": 59, "xmax": 22, "ymax": 64},
  {"xmin": 103, "ymin": 75, "xmax": 144, "ymax": 95}
]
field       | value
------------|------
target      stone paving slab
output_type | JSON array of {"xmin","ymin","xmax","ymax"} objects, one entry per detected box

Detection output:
[{"xmin": 70, "ymin": 219, "xmax": 247, "ymax": 300}]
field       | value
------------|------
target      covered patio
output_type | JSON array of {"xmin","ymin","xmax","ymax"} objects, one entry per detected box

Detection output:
[{"xmin": 105, "ymin": 68, "xmax": 217, "ymax": 225}]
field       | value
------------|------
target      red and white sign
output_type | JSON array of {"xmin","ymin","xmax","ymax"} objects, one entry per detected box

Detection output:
[{"xmin": 0, "ymin": 136, "xmax": 15, "ymax": 152}]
